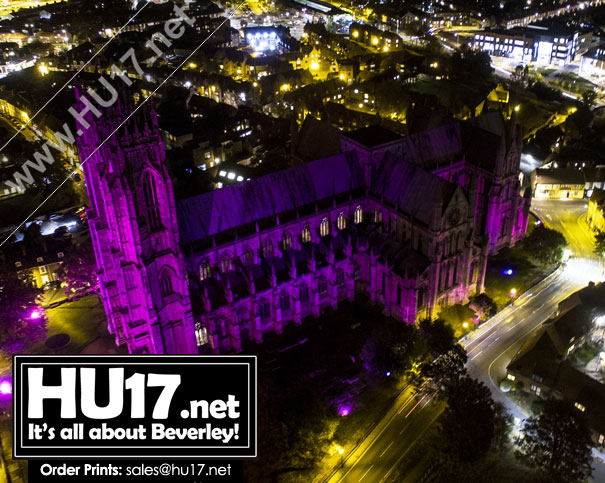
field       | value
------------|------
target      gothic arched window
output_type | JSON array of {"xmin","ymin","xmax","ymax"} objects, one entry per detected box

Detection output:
[
  {"xmin": 354, "ymin": 205, "xmax": 363, "ymax": 224},
  {"xmin": 299, "ymin": 284, "xmax": 309, "ymax": 303},
  {"xmin": 337, "ymin": 211, "xmax": 346, "ymax": 230},
  {"xmin": 302, "ymin": 223, "xmax": 311, "ymax": 243},
  {"xmin": 242, "ymin": 246, "xmax": 254, "ymax": 266},
  {"xmin": 262, "ymin": 238, "xmax": 273, "ymax": 258},
  {"xmin": 143, "ymin": 172, "xmax": 162, "ymax": 230},
  {"xmin": 160, "ymin": 270, "xmax": 174, "ymax": 297},
  {"xmin": 282, "ymin": 231, "xmax": 292, "ymax": 250},
  {"xmin": 320, "ymin": 217, "xmax": 330, "ymax": 237},
  {"xmin": 220, "ymin": 252, "xmax": 233, "ymax": 272},
  {"xmin": 318, "ymin": 275, "xmax": 328, "ymax": 296},
  {"xmin": 336, "ymin": 269, "xmax": 345, "ymax": 287},
  {"xmin": 199, "ymin": 258, "xmax": 211, "ymax": 280},
  {"xmin": 195, "ymin": 323, "xmax": 208, "ymax": 346}
]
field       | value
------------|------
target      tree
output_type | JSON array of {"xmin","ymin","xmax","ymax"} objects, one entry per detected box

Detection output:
[
  {"xmin": 412, "ymin": 343, "xmax": 468, "ymax": 395},
  {"xmin": 469, "ymin": 293, "xmax": 498, "ymax": 320},
  {"xmin": 0, "ymin": 268, "xmax": 45, "ymax": 357},
  {"xmin": 361, "ymin": 318, "xmax": 419, "ymax": 379},
  {"xmin": 523, "ymin": 225, "xmax": 567, "ymax": 266},
  {"xmin": 581, "ymin": 89, "xmax": 597, "ymax": 109},
  {"xmin": 418, "ymin": 318, "xmax": 456, "ymax": 356},
  {"xmin": 594, "ymin": 230, "xmax": 605, "ymax": 258},
  {"xmin": 56, "ymin": 242, "xmax": 98, "ymax": 297},
  {"xmin": 438, "ymin": 376, "xmax": 502, "ymax": 463},
  {"xmin": 447, "ymin": 46, "xmax": 493, "ymax": 86},
  {"xmin": 516, "ymin": 399, "xmax": 594, "ymax": 482}
]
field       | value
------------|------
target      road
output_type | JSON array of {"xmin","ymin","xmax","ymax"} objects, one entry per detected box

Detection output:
[
  {"xmin": 327, "ymin": 263, "xmax": 596, "ymax": 483},
  {"xmin": 531, "ymin": 198, "xmax": 596, "ymax": 260},
  {"xmin": 327, "ymin": 198, "xmax": 602, "ymax": 482}
]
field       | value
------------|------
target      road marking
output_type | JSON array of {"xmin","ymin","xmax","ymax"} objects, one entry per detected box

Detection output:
[
  {"xmin": 399, "ymin": 421, "xmax": 412, "ymax": 435},
  {"xmin": 380, "ymin": 406, "xmax": 444, "ymax": 483},
  {"xmin": 470, "ymin": 349, "xmax": 483, "ymax": 360},
  {"xmin": 380, "ymin": 441, "xmax": 394, "ymax": 458},
  {"xmin": 359, "ymin": 465, "xmax": 374, "ymax": 482}
]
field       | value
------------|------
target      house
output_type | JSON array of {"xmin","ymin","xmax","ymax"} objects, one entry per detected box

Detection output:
[
  {"xmin": 587, "ymin": 188, "xmax": 605, "ymax": 232},
  {"xmin": 531, "ymin": 168, "xmax": 585, "ymax": 199},
  {"xmin": 507, "ymin": 285, "xmax": 605, "ymax": 445}
]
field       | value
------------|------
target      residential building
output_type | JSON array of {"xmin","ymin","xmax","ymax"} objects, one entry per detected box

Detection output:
[
  {"xmin": 507, "ymin": 283, "xmax": 605, "ymax": 445},
  {"xmin": 587, "ymin": 188, "xmax": 605, "ymax": 232},
  {"xmin": 531, "ymin": 168, "xmax": 585, "ymax": 199}
]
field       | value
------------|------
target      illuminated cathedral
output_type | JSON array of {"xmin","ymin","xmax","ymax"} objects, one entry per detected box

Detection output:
[{"xmin": 78, "ymin": 94, "xmax": 530, "ymax": 354}]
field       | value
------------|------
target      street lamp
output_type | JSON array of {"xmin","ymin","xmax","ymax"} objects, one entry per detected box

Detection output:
[
  {"xmin": 510, "ymin": 288, "xmax": 517, "ymax": 299},
  {"xmin": 462, "ymin": 322, "xmax": 469, "ymax": 329}
]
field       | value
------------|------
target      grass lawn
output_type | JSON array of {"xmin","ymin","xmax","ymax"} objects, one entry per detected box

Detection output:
[
  {"xmin": 484, "ymin": 245, "xmax": 554, "ymax": 310},
  {"xmin": 439, "ymin": 303, "xmax": 476, "ymax": 338},
  {"xmin": 30, "ymin": 294, "xmax": 109, "ymax": 355}
]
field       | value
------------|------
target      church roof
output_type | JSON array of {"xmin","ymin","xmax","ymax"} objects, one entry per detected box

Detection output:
[
  {"xmin": 343, "ymin": 125, "xmax": 403, "ymax": 148},
  {"xmin": 371, "ymin": 153, "xmax": 457, "ymax": 226},
  {"xmin": 400, "ymin": 120, "xmax": 502, "ymax": 173},
  {"xmin": 177, "ymin": 152, "xmax": 364, "ymax": 245}
]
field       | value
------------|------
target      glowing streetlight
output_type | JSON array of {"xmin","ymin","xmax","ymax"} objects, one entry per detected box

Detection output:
[
  {"xmin": 462, "ymin": 322, "xmax": 469, "ymax": 329},
  {"xmin": 510, "ymin": 288, "xmax": 517, "ymax": 298},
  {"xmin": 30, "ymin": 309, "xmax": 41, "ymax": 320},
  {"xmin": 514, "ymin": 105, "xmax": 520, "ymax": 112}
]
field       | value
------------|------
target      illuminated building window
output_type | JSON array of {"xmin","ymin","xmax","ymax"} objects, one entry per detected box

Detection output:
[
  {"xmin": 302, "ymin": 223, "xmax": 311, "ymax": 243},
  {"xmin": 575, "ymin": 402, "xmax": 586, "ymax": 412},
  {"xmin": 374, "ymin": 208, "xmax": 382, "ymax": 223},
  {"xmin": 195, "ymin": 324, "xmax": 208, "ymax": 346},
  {"xmin": 263, "ymin": 238, "xmax": 273, "ymax": 258},
  {"xmin": 220, "ymin": 253, "xmax": 233, "ymax": 272},
  {"xmin": 320, "ymin": 217, "xmax": 330, "ymax": 237},
  {"xmin": 354, "ymin": 205, "xmax": 363, "ymax": 224},
  {"xmin": 199, "ymin": 259, "xmax": 211, "ymax": 280},
  {"xmin": 242, "ymin": 247, "xmax": 254, "ymax": 266},
  {"xmin": 282, "ymin": 231, "xmax": 292, "ymax": 250},
  {"xmin": 530, "ymin": 384, "xmax": 541, "ymax": 396},
  {"xmin": 507, "ymin": 374, "xmax": 516, "ymax": 382},
  {"xmin": 337, "ymin": 211, "xmax": 346, "ymax": 230}
]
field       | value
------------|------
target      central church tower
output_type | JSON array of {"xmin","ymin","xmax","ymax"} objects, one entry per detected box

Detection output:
[{"xmin": 77, "ymin": 90, "xmax": 196, "ymax": 354}]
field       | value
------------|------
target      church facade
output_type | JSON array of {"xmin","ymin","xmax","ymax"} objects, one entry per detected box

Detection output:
[{"xmin": 78, "ymin": 96, "xmax": 530, "ymax": 355}]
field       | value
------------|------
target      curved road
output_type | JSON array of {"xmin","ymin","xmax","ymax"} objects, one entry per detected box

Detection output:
[{"xmin": 327, "ymin": 198, "xmax": 601, "ymax": 483}]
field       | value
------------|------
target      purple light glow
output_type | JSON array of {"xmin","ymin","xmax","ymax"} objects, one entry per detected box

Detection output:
[
  {"xmin": 338, "ymin": 406, "xmax": 351, "ymax": 416},
  {"xmin": 503, "ymin": 269, "xmax": 514, "ymax": 276},
  {"xmin": 536, "ymin": 219, "xmax": 542, "ymax": 225},
  {"xmin": 0, "ymin": 380, "xmax": 11, "ymax": 395},
  {"xmin": 30, "ymin": 310, "xmax": 41, "ymax": 320},
  {"xmin": 386, "ymin": 371, "xmax": 391, "ymax": 377}
]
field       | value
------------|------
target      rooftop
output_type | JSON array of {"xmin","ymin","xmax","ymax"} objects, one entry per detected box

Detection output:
[{"xmin": 342, "ymin": 125, "xmax": 403, "ymax": 149}]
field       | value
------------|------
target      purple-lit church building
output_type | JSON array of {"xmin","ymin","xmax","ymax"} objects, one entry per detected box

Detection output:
[{"xmin": 78, "ymin": 96, "xmax": 531, "ymax": 355}]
